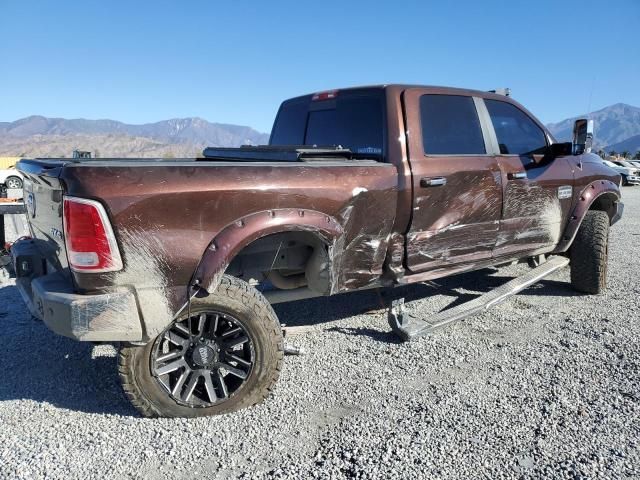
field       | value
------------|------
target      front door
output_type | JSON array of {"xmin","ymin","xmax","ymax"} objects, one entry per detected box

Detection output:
[
  {"xmin": 479, "ymin": 98, "xmax": 575, "ymax": 257},
  {"xmin": 403, "ymin": 89, "xmax": 503, "ymax": 272}
]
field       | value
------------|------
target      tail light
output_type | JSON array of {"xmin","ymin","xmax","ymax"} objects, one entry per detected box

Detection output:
[{"xmin": 63, "ymin": 196, "xmax": 123, "ymax": 272}]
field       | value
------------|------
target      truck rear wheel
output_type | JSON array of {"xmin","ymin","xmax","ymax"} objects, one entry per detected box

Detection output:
[
  {"xmin": 570, "ymin": 210, "xmax": 610, "ymax": 294},
  {"xmin": 119, "ymin": 275, "xmax": 284, "ymax": 417}
]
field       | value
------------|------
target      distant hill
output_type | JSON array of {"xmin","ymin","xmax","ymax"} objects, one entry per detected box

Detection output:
[
  {"xmin": 546, "ymin": 103, "xmax": 640, "ymax": 150},
  {"xmin": 0, "ymin": 133, "xmax": 208, "ymax": 158},
  {"xmin": 603, "ymin": 134, "xmax": 640, "ymax": 155},
  {"xmin": 0, "ymin": 116, "xmax": 270, "ymax": 157}
]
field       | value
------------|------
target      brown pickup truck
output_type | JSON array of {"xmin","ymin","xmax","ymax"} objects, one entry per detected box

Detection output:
[{"xmin": 12, "ymin": 85, "xmax": 623, "ymax": 417}]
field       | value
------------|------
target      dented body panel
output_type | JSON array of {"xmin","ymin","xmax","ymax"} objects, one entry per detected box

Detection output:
[
  {"xmin": 493, "ymin": 155, "xmax": 575, "ymax": 257},
  {"xmin": 14, "ymin": 85, "xmax": 622, "ymax": 342}
]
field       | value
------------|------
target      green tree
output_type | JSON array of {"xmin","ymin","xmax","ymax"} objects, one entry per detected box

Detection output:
[
  {"xmin": 596, "ymin": 149, "xmax": 606, "ymax": 159},
  {"xmin": 621, "ymin": 150, "xmax": 630, "ymax": 159},
  {"xmin": 608, "ymin": 150, "xmax": 617, "ymax": 157},
  {"xmin": 634, "ymin": 151, "xmax": 640, "ymax": 160}
]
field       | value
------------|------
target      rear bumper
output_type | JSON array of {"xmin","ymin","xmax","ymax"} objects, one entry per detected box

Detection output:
[{"xmin": 12, "ymin": 240, "xmax": 143, "ymax": 342}]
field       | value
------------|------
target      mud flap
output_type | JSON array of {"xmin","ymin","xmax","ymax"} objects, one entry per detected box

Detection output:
[{"xmin": 388, "ymin": 256, "xmax": 570, "ymax": 341}]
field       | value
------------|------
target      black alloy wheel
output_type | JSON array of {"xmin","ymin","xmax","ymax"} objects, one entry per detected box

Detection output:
[{"xmin": 151, "ymin": 311, "xmax": 255, "ymax": 407}]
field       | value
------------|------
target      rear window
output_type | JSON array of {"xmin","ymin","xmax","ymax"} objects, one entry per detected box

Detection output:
[
  {"xmin": 269, "ymin": 91, "xmax": 384, "ymax": 157},
  {"xmin": 420, "ymin": 95, "xmax": 486, "ymax": 155},
  {"xmin": 269, "ymin": 100, "xmax": 308, "ymax": 145}
]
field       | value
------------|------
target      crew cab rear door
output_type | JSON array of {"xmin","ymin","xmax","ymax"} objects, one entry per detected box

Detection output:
[{"xmin": 403, "ymin": 89, "xmax": 503, "ymax": 272}]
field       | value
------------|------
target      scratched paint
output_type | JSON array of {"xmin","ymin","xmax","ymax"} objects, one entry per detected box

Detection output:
[
  {"xmin": 329, "ymin": 187, "xmax": 396, "ymax": 291},
  {"xmin": 495, "ymin": 182, "xmax": 563, "ymax": 253},
  {"xmin": 70, "ymin": 292, "xmax": 141, "ymax": 341},
  {"xmin": 109, "ymin": 228, "xmax": 175, "ymax": 337},
  {"xmin": 406, "ymin": 171, "xmax": 502, "ymax": 268}
]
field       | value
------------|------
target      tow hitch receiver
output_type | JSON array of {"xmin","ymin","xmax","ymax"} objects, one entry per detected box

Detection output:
[{"xmin": 388, "ymin": 256, "xmax": 570, "ymax": 341}]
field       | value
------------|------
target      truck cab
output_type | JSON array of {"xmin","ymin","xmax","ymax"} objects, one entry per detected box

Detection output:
[{"xmin": 270, "ymin": 85, "xmax": 619, "ymax": 277}]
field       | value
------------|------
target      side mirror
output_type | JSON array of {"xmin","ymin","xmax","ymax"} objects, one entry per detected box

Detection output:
[
  {"xmin": 548, "ymin": 142, "xmax": 573, "ymax": 157},
  {"xmin": 573, "ymin": 118, "xmax": 594, "ymax": 155}
]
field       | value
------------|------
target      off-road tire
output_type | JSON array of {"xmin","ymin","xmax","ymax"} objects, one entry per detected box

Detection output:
[
  {"xmin": 118, "ymin": 275, "xmax": 284, "ymax": 417},
  {"xmin": 570, "ymin": 210, "xmax": 610, "ymax": 294}
]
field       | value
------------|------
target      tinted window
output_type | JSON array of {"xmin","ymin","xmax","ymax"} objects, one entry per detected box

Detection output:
[
  {"xmin": 305, "ymin": 96, "xmax": 382, "ymax": 154},
  {"xmin": 269, "ymin": 99, "xmax": 308, "ymax": 145},
  {"xmin": 270, "ymin": 92, "xmax": 384, "ymax": 157},
  {"xmin": 420, "ymin": 95, "xmax": 486, "ymax": 155},
  {"xmin": 485, "ymin": 100, "xmax": 547, "ymax": 155}
]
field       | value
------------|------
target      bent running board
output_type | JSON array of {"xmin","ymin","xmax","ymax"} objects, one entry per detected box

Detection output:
[{"xmin": 388, "ymin": 256, "xmax": 570, "ymax": 341}]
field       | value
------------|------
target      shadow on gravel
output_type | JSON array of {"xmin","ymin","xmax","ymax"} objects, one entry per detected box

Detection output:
[
  {"xmin": 325, "ymin": 326, "xmax": 403, "ymax": 344},
  {"xmin": 518, "ymin": 279, "xmax": 581, "ymax": 297},
  {"xmin": 0, "ymin": 263, "xmax": 575, "ymax": 413},
  {"xmin": 274, "ymin": 267, "xmax": 575, "ymax": 333},
  {"xmin": 0, "ymin": 285, "xmax": 138, "ymax": 416}
]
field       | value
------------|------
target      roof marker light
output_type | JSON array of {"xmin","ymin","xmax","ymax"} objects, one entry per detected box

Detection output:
[{"xmin": 312, "ymin": 90, "xmax": 339, "ymax": 101}]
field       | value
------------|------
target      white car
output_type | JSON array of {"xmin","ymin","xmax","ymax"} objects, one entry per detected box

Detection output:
[
  {"xmin": 603, "ymin": 160, "xmax": 640, "ymax": 186},
  {"xmin": 0, "ymin": 166, "xmax": 24, "ymax": 190}
]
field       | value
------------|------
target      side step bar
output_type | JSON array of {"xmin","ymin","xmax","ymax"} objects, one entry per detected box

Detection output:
[{"xmin": 388, "ymin": 256, "xmax": 570, "ymax": 341}]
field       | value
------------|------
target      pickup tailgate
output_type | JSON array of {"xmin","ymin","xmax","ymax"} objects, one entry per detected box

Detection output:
[{"xmin": 17, "ymin": 159, "xmax": 71, "ymax": 277}]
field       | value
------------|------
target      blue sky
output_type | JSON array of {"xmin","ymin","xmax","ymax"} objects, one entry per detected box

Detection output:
[{"xmin": 1, "ymin": 0, "xmax": 638, "ymax": 133}]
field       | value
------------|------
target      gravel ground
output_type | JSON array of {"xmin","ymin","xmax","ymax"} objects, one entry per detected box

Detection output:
[{"xmin": 1, "ymin": 189, "xmax": 639, "ymax": 480}]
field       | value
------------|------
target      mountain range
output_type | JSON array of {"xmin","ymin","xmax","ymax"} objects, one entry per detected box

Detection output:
[
  {"xmin": 546, "ymin": 103, "xmax": 640, "ymax": 153},
  {"xmin": 0, "ymin": 116, "xmax": 269, "ymax": 157},
  {"xmin": 1, "ymin": 102, "xmax": 639, "ymax": 158}
]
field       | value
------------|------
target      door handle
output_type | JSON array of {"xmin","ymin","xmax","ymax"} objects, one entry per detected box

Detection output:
[
  {"xmin": 420, "ymin": 177, "xmax": 447, "ymax": 187},
  {"xmin": 508, "ymin": 171, "xmax": 527, "ymax": 180}
]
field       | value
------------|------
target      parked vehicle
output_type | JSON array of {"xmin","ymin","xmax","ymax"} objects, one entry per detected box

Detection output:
[
  {"xmin": 603, "ymin": 159, "xmax": 640, "ymax": 185},
  {"xmin": 0, "ymin": 166, "xmax": 24, "ymax": 190},
  {"xmin": 12, "ymin": 85, "xmax": 623, "ymax": 417}
]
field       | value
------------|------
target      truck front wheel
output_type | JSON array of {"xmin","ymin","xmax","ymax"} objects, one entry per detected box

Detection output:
[
  {"xmin": 570, "ymin": 210, "xmax": 610, "ymax": 294},
  {"xmin": 119, "ymin": 275, "xmax": 284, "ymax": 417}
]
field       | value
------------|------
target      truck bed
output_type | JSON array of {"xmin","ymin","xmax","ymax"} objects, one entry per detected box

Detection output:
[{"xmin": 17, "ymin": 155, "xmax": 399, "ymax": 338}]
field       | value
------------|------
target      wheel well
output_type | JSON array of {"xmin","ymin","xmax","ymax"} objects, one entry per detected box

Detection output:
[
  {"xmin": 225, "ymin": 231, "xmax": 331, "ymax": 295},
  {"xmin": 589, "ymin": 192, "xmax": 618, "ymax": 222}
]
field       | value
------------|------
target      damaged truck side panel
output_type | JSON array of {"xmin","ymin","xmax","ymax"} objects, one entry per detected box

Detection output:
[{"xmin": 47, "ymin": 159, "xmax": 399, "ymax": 337}]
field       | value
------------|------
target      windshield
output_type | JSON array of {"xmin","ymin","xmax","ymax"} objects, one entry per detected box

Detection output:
[
  {"xmin": 618, "ymin": 160, "xmax": 635, "ymax": 168},
  {"xmin": 270, "ymin": 89, "xmax": 385, "ymax": 159},
  {"xmin": 603, "ymin": 160, "xmax": 618, "ymax": 168}
]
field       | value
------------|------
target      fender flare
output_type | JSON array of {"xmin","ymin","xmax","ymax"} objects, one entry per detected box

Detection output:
[
  {"xmin": 554, "ymin": 179, "xmax": 621, "ymax": 252},
  {"xmin": 192, "ymin": 208, "xmax": 343, "ymax": 293}
]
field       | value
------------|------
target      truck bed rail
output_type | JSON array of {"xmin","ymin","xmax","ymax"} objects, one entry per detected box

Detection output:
[{"xmin": 201, "ymin": 145, "xmax": 368, "ymax": 162}]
